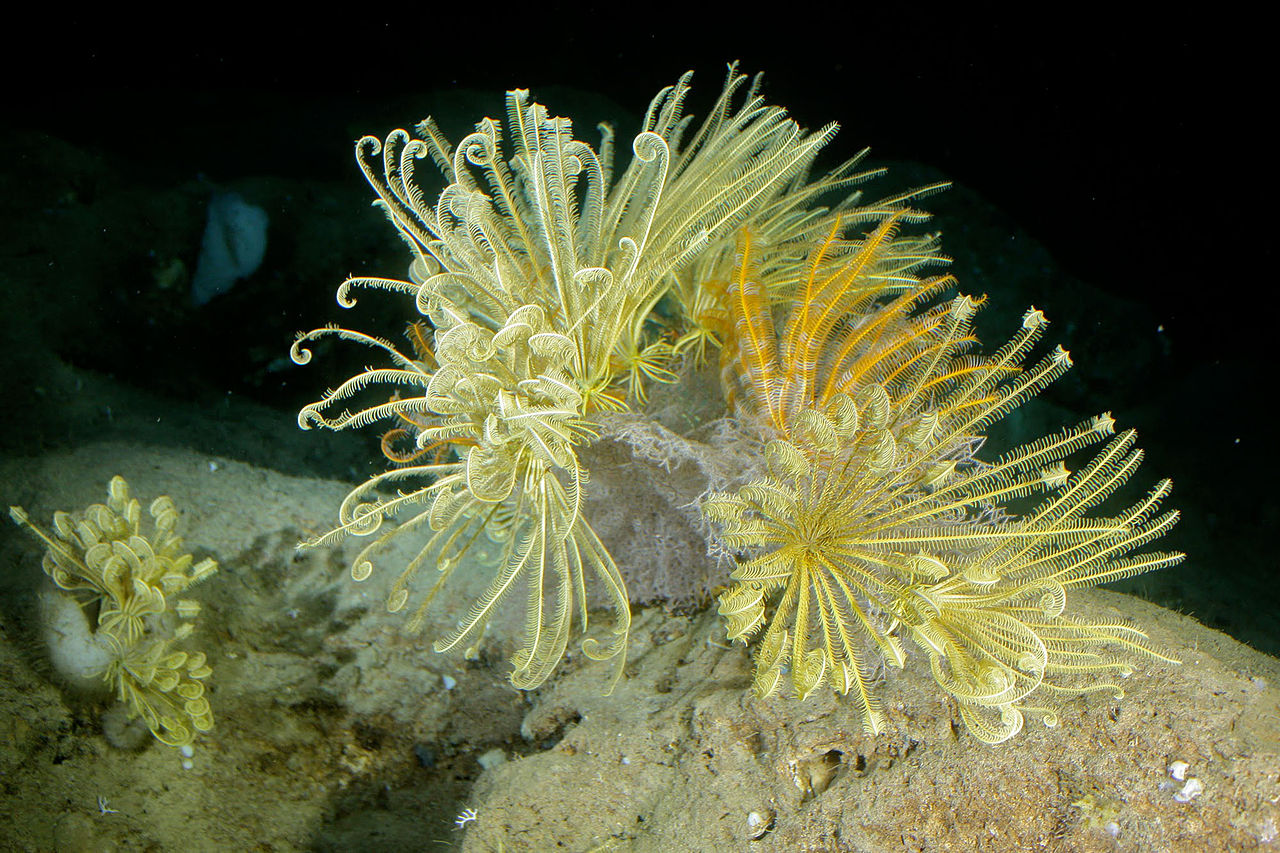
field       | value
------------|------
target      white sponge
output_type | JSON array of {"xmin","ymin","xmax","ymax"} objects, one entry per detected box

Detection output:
[
  {"xmin": 190, "ymin": 190, "xmax": 269, "ymax": 306},
  {"xmin": 38, "ymin": 589, "xmax": 113, "ymax": 695}
]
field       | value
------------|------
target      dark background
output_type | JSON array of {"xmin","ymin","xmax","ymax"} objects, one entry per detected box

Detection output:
[{"xmin": 2, "ymin": 11, "xmax": 1272, "ymax": 649}]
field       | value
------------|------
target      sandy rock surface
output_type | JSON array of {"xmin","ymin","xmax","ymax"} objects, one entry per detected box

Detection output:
[{"xmin": 1, "ymin": 443, "xmax": 1276, "ymax": 852}]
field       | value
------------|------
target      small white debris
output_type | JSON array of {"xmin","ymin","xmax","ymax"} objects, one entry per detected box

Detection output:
[
  {"xmin": 1104, "ymin": 821, "xmax": 1121, "ymax": 838},
  {"xmin": 208, "ymin": 460, "xmax": 219, "ymax": 473},
  {"xmin": 746, "ymin": 809, "xmax": 775, "ymax": 840},
  {"xmin": 478, "ymin": 748, "xmax": 506, "ymax": 771},
  {"xmin": 441, "ymin": 674, "xmax": 457, "ymax": 690},
  {"xmin": 1174, "ymin": 778, "xmax": 1204, "ymax": 803},
  {"xmin": 1169, "ymin": 760, "xmax": 1190, "ymax": 781}
]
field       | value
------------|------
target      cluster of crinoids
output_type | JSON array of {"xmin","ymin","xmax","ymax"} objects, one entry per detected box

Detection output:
[
  {"xmin": 10, "ymin": 476, "xmax": 216, "ymax": 749},
  {"xmin": 294, "ymin": 66, "xmax": 1181, "ymax": 741}
]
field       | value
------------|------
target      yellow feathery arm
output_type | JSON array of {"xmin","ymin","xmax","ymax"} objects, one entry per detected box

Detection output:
[
  {"xmin": 801, "ymin": 216, "xmax": 904, "ymax": 344},
  {"xmin": 777, "ymin": 219, "xmax": 845, "ymax": 419},
  {"xmin": 815, "ymin": 275, "xmax": 956, "ymax": 406},
  {"xmin": 781, "ymin": 218, "xmax": 905, "ymax": 415},
  {"xmin": 783, "ymin": 218, "xmax": 843, "ymax": 368},
  {"xmin": 826, "ymin": 289, "xmax": 969, "ymax": 403},
  {"xmin": 727, "ymin": 229, "xmax": 784, "ymax": 430}
]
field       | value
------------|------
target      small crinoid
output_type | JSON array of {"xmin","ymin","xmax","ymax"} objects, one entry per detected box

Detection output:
[
  {"xmin": 705, "ymin": 225, "xmax": 1183, "ymax": 743},
  {"xmin": 10, "ymin": 476, "xmax": 217, "ymax": 749}
]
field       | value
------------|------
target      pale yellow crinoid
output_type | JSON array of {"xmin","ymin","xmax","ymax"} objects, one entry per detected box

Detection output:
[
  {"xmin": 706, "ymin": 226, "xmax": 1183, "ymax": 743},
  {"xmin": 10, "ymin": 476, "xmax": 216, "ymax": 749},
  {"xmin": 291, "ymin": 65, "xmax": 890, "ymax": 690}
]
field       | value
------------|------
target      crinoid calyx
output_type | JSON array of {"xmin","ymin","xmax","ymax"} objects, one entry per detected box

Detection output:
[
  {"xmin": 292, "ymin": 66, "xmax": 943, "ymax": 691},
  {"xmin": 705, "ymin": 225, "xmax": 1183, "ymax": 743},
  {"xmin": 10, "ymin": 476, "xmax": 216, "ymax": 749}
]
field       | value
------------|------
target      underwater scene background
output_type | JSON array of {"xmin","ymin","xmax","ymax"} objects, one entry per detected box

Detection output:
[{"xmin": 0, "ymin": 11, "xmax": 1274, "ymax": 852}]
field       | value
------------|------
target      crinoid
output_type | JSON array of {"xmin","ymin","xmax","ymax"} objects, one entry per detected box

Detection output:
[
  {"xmin": 292, "ymin": 65, "xmax": 920, "ymax": 690},
  {"xmin": 10, "ymin": 476, "xmax": 216, "ymax": 749},
  {"xmin": 704, "ymin": 223, "xmax": 1183, "ymax": 743}
]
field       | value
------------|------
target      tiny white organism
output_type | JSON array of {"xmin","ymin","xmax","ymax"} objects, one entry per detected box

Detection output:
[{"xmin": 1174, "ymin": 778, "xmax": 1205, "ymax": 803}]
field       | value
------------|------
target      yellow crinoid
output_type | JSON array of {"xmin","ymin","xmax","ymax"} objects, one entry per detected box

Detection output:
[
  {"xmin": 291, "ymin": 66, "xmax": 926, "ymax": 690},
  {"xmin": 10, "ymin": 476, "xmax": 216, "ymax": 749},
  {"xmin": 705, "ymin": 225, "xmax": 1183, "ymax": 743}
]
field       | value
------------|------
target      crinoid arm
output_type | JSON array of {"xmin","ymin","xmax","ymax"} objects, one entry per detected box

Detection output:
[{"xmin": 430, "ymin": 484, "xmax": 631, "ymax": 692}]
